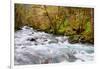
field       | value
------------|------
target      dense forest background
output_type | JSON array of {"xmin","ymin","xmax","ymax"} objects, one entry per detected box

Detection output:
[{"xmin": 15, "ymin": 4, "xmax": 94, "ymax": 44}]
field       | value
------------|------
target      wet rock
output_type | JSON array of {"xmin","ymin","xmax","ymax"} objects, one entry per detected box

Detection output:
[
  {"xmin": 34, "ymin": 43, "xmax": 38, "ymax": 45},
  {"xmin": 67, "ymin": 53, "xmax": 77, "ymax": 62},
  {"xmin": 44, "ymin": 39, "xmax": 48, "ymax": 42},
  {"xmin": 79, "ymin": 36, "xmax": 94, "ymax": 44},
  {"xmin": 79, "ymin": 36, "xmax": 86, "ymax": 43},
  {"xmin": 15, "ymin": 27, "xmax": 22, "ymax": 31},
  {"xmin": 27, "ymin": 38, "xmax": 36, "ymax": 42},
  {"xmin": 68, "ymin": 35, "xmax": 80, "ymax": 44}
]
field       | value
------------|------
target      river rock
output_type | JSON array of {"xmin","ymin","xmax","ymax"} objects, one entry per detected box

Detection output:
[{"xmin": 68, "ymin": 35, "xmax": 80, "ymax": 44}]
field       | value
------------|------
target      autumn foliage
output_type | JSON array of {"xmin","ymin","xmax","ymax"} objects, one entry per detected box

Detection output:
[{"xmin": 15, "ymin": 4, "xmax": 94, "ymax": 44}]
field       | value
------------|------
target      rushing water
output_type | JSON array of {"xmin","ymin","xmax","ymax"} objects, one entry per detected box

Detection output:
[{"xmin": 14, "ymin": 26, "xmax": 94, "ymax": 65}]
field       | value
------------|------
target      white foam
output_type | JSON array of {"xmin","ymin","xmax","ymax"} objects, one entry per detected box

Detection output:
[{"xmin": 14, "ymin": 26, "xmax": 94, "ymax": 65}]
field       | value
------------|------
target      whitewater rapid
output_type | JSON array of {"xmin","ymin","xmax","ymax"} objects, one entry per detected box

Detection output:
[{"xmin": 14, "ymin": 26, "xmax": 94, "ymax": 65}]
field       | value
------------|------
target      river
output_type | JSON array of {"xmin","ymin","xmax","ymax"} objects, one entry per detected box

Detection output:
[{"xmin": 14, "ymin": 26, "xmax": 94, "ymax": 65}]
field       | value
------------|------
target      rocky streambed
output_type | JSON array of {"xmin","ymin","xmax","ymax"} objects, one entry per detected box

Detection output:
[{"xmin": 14, "ymin": 26, "xmax": 94, "ymax": 65}]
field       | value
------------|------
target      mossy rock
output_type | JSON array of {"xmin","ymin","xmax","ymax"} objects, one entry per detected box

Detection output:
[
  {"xmin": 68, "ymin": 35, "xmax": 80, "ymax": 44},
  {"xmin": 80, "ymin": 31, "xmax": 94, "ymax": 44}
]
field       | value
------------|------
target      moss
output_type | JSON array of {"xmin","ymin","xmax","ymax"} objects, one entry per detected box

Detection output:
[{"xmin": 68, "ymin": 35, "xmax": 81, "ymax": 44}]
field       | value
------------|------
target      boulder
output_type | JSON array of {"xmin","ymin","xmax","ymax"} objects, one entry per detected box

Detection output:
[{"xmin": 68, "ymin": 35, "xmax": 80, "ymax": 44}]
